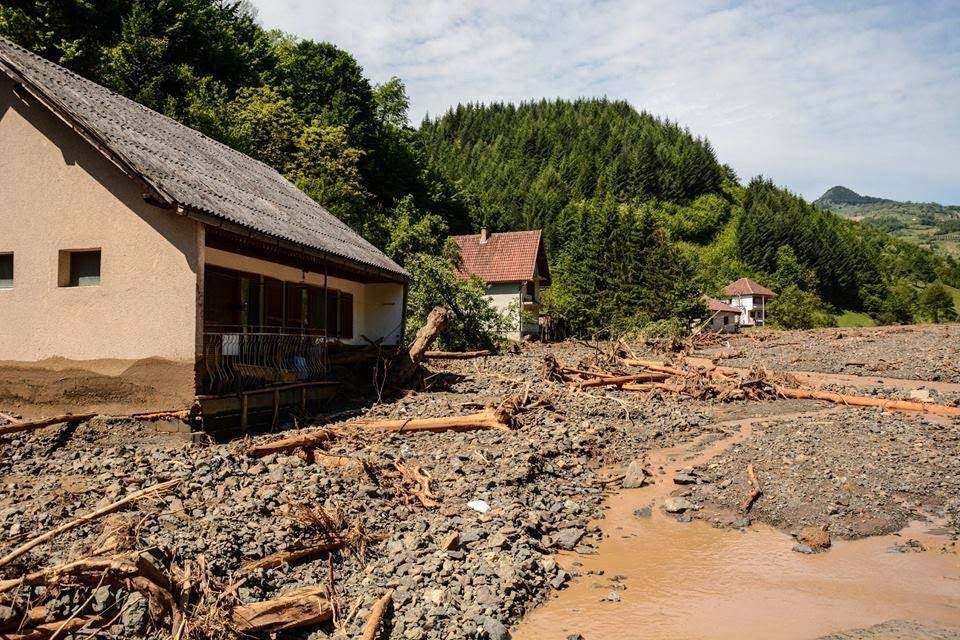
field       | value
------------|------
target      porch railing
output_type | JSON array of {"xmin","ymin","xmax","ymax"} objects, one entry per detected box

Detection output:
[{"xmin": 201, "ymin": 332, "xmax": 330, "ymax": 394}]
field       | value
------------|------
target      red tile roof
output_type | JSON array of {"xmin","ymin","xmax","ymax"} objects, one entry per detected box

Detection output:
[
  {"xmin": 451, "ymin": 230, "xmax": 550, "ymax": 285},
  {"xmin": 703, "ymin": 295, "xmax": 740, "ymax": 314},
  {"xmin": 723, "ymin": 277, "xmax": 776, "ymax": 297}
]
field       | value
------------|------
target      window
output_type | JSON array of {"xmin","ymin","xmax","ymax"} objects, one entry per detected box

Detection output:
[
  {"xmin": 59, "ymin": 249, "xmax": 101, "ymax": 287},
  {"xmin": 0, "ymin": 254, "xmax": 12, "ymax": 289},
  {"xmin": 723, "ymin": 315, "xmax": 730, "ymax": 325}
]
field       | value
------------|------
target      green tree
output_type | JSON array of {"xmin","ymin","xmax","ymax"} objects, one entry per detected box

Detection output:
[
  {"xmin": 227, "ymin": 86, "xmax": 303, "ymax": 169},
  {"xmin": 383, "ymin": 196, "xmax": 448, "ymax": 266},
  {"xmin": 769, "ymin": 285, "xmax": 836, "ymax": 329},
  {"xmin": 918, "ymin": 282, "xmax": 957, "ymax": 323}
]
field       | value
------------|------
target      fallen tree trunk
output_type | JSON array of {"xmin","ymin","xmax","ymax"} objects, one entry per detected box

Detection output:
[
  {"xmin": 775, "ymin": 386, "xmax": 960, "ymax": 417},
  {"xmin": 231, "ymin": 586, "xmax": 332, "ymax": 634},
  {"xmin": 741, "ymin": 463, "xmax": 763, "ymax": 513},
  {"xmin": 0, "ymin": 413, "xmax": 96, "ymax": 436},
  {"xmin": 246, "ymin": 429, "xmax": 336, "ymax": 458},
  {"xmin": 424, "ymin": 350, "xmax": 491, "ymax": 359},
  {"xmin": 2, "ymin": 615, "xmax": 103, "ymax": 640},
  {"xmin": 395, "ymin": 306, "xmax": 449, "ymax": 385},
  {"xmin": 355, "ymin": 408, "xmax": 511, "ymax": 433},
  {"xmin": 238, "ymin": 540, "xmax": 347, "ymax": 575},
  {"xmin": 127, "ymin": 410, "xmax": 190, "ymax": 421},
  {"xmin": 0, "ymin": 479, "xmax": 180, "ymax": 568},
  {"xmin": 570, "ymin": 372, "xmax": 671, "ymax": 389},
  {"xmin": 361, "ymin": 589, "xmax": 394, "ymax": 640},
  {"xmin": 621, "ymin": 359, "xmax": 693, "ymax": 378}
]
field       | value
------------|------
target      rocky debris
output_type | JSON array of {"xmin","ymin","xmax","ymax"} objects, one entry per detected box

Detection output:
[
  {"xmin": 663, "ymin": 497, "xmax": 698, "ymax": 514},
  {"xmin": 622, "ymin": 460, "xmax": 647, "ymax": 488},
  {"xmin": 795, "ymin": 527, "xmax": 831, "ymax": 550}
]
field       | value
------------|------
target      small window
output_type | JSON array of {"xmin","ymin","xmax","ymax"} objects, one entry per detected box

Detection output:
[
  {"xmin": 59, "ymin": 249, "xmax": 101, "ymax": 287},
  {"xmin": 0, "ymin": 254, "xmax": 12, "ymax": 289},
  {"xmin": 723, "ymin": 315, "xmax": 730, "ymax": 325}
]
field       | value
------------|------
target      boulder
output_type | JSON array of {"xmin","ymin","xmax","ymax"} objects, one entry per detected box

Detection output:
[
  {"xmin": 622, "ymin": 460, "xmax": 647, "ymax": 488},
  {"xmin": 663, "ymin": 497, "xmax": 697, "ymax": 513}
]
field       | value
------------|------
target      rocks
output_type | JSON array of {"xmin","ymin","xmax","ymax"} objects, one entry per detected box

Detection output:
[
  {"xmin": 440, "ymin": 531, "xmax": 460, "ymax": 551},
  {"xmin": 554, "ymin": 528, "xmax": 586, "ymax": 550},
  {"xmin": 622, "ymin": 460, "xmax": 647, "ymax": 488},
  {"xmin": 480, "ymin": 616, "xmax": 510, "ymax": 640},
  {"xmin": 672, "ymin": 472, "xmax": 698, "ymax": 485},
  {"xmin": 795, "ymin": 527, "xmax": 831, "ymax": 550},
  {"xmin": 663, "ymin": 497, "xmax": 698, "ymax": 514}
]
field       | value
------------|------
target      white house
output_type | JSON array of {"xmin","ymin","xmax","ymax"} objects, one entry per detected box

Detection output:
[
  {"xmin": 702, "ymin": 295, "xmax": 741, "ymax": 333},
  {"xmin": 451, "ymin": 229, "xmax": 551, "ymax": 340},
  {"xmin": 724, "ymin": 278, "xmax": 776, "ymax": 326}
]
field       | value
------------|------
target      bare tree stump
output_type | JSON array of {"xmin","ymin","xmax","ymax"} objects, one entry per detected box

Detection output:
[{"xmin": 395, "ymin": 306, "xmax": 449, "ymax": 385}]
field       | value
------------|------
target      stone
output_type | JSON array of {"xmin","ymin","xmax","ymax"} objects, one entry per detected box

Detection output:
[
  {"xmin": 480, "ymin": 615, "xmax": 510, "ymax": 640},
  {"xmin": 120, "ymin": 592, "xmax": 147, "ymax": 633},
  {"xmin": 673, "ymin": 473, "xmax": 698, "ymax": 485},
  {"xmin": 792, "ymin": 543, "xmax": 814, "ymax": 554},
  {"xmin": 909, "ymin": 388, "xmax": 932, "ymax": 402},
  {"xmin": 554, "ymin": 528, "xmax": 585, "ymax": 550},
  {"xmin": 467, "ymin": 499, "xmax": 491, "ymax": 513},
  {"xmin": 663, "ymin": 497, "xmax": 697, "ymax": 513},
  {"xmin": 440, "ymin": 531, "xmax": 460, "ymax": 551},
  {"xmin": 622, "ymin": 460, "xmax": 647, "ymax": 488},
  {"xmin": 604, "ymin": 592, "xmax": 621, "ymax": 602},
  {"xmin": 796, "ymin": 527, "xmax": 831, "ymax": 550}
]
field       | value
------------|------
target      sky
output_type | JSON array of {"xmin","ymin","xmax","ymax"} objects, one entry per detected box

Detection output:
[{"xmin": 249, "ymin": 0, "xmax": 960, "ymax": 204}]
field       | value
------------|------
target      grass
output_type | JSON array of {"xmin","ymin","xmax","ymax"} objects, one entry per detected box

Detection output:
[{"xmin": 834, "ymin": 310, "xmax": 876, "ymax": 327}]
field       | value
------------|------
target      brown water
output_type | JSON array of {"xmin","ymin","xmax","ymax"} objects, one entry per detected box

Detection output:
[{"xmin": 514, "ymin": 415, "xmax": 960, "ymax": 640}]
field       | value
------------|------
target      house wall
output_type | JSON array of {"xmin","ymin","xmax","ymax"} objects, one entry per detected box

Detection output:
[
  {"xmin": 729, "ymin": 294, "xmax": 769, "ymax": 326},
  {"xmin": 0, "ymin": 76, "xmax": 201, "ymax": 413},
  {"xmin": 707, "ymin": 311, "xmax": 739, "ymax": 333},
  {"xmin": 204, "ymin": 248, "xmax": 404, "ymax": 345},
  {"xmin": 486, "ymin": 281, "xmax": 540, "ymax": 340}
]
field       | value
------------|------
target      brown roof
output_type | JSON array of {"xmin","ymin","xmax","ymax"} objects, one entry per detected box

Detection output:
[
  {"xmin": 723, "ymin": 278, "xmax": 776, "ymax": 297},
  {"xmin": 0, "ymin": 38, "xmax": 406, "ymax": 282},
  {"xmin": 703, "ymin": 295, "xmax": 740, "ymax": 314},
  {"xmin": 451, "ymin": 230, "xmax": 551, "ymax": 285}
]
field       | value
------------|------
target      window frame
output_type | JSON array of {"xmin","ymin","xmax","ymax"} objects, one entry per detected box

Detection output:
[
  {"xmin": 0, "ymin": 253, "xmax": 12, "ymax": 289},
  {"xmin": 58, "ymin": 249, "xmax": 102, "ymax": 287}
]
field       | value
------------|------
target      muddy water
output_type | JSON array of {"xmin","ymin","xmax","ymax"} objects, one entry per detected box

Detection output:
[{"xmin": 514, "ymin": 416, "xmax": 960, "ymax": 640}]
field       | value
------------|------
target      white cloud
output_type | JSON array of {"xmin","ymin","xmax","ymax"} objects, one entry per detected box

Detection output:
[{"xmin": 249, "ymin": 0, "xmax": 960, "ymax": 203}]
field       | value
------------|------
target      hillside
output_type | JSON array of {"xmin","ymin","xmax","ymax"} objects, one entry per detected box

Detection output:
[{"xmin": 814, "ymin": 186, "xmax": 960, "ymax": 256}]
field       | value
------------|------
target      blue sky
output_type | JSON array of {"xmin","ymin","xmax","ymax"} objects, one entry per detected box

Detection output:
[{"xmin": 250, "ymin": 0, "xmax": 960, "ymax": 204}]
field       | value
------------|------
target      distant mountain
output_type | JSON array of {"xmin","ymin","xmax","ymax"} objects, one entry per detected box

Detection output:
[{"xmin": 813, "ymin": 186, "xmax": 960, "ymax": 256}]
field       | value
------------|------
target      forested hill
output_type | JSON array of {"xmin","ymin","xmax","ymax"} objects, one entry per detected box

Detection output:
[
  {"xmin": 419, "ymin": 100, "xmax": 725, "ymax": 233},
  {"xmin": 421, "ymin": 101, "xmax": 960, "ymax": 329},
  {"xmin": 814, "ymin": 186, "xmax": 960, "ymax": 257}
]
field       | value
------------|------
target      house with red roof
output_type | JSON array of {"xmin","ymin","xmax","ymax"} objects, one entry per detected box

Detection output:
[
  {"xmin": 451, "ymin": 228, "xmax": 551, "ymax": 340},
  {"xmin": 723, "ymin": 278, "xmax": 776, "ymax": 326},
  {"xmin": 702, "ymin": 295, "xmax": 741, "ymax": 333}
]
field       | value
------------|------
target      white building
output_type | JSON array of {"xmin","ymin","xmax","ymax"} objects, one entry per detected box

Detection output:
[
  {"xmin": 451, "ymin": 229, "xmax": 551, "ymax": 340},
  {"xmin": 702, "ymin": 295, "xmax": 741, "ymax": 333},
  {"xmin": 723, "ymin": 278, "xmax": 777, "ymax": 326}
]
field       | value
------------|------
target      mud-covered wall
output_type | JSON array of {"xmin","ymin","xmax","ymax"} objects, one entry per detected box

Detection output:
[{"xmin": 0, "ymin": 75, "xmax": 201, "ymax": 403}]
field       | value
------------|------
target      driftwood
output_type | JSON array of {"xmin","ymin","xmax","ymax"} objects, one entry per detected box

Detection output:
[
  {"xmin": 231, "ymin": 586, "xmax": 332, "ymax": 633},
  {"xmin": 355, "ymin": 408, "xmax": 512, "ymax": 433},
  {"xmin": 0, "ymin": 479, "xmax": 180, "ymax": 569},
  {"xmin": 570, "ymin": 372, "xmax": 671, "ymax": 389},
  {"xmin": 247, "ymin": 429, "xmax": 336, "ymax": 458},
  {"xmin": 775, "ymin": 386, "xmax": 960, "ymax": 417},
  {"xmin": 741, "ymin": 463, "xmax": 763, "ymax": 513},
  {"xmin": 0, "ymin": 552, "xmax": 145, "ymax": 594},
  {"xmin": 1, "ymin": 615, "xmax": 103, "ymax": 640},
  {"xmin": 238, "ymin": 539, "xmax": 347, "ymax": 575},
  {"xmin": 425, "ymin": 350, "xmax": 491, "ymax": 359},
  {"xmin": 622, "ymin": 359, "xmax": 693, "ymax": 377},
  {"xmin": 127, "ymin": 410, "xmax": 190, "ymax": 421},
  {"xmin": 395, "ymin": 306, "xmax": 449, "ymax": 385},
  {"xmin": 394, "ymin": 461, "xmax": 439, "ymax": 508},
  {"xmin": 0, "ymin": 413, "xmax": 96, "ymax": 436},
  {"xmin": 361, "ymin": 589, "xmax": 394, "ymax": 640}
]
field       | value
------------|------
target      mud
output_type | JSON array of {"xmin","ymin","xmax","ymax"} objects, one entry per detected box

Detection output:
[{"xmin": 514, "ymin": 410, "xmax": 960, "ymax": 640}]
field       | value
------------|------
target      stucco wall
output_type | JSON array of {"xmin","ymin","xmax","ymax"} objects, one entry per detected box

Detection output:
[
  {"xmin": 0, "ymin": 76, "xmax": 202, "ymax": 367},
  {"xmin": 204, "ymin": 248, "xmax": 404, "ymax": 345}
]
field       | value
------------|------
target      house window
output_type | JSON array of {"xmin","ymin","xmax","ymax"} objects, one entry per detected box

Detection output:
[
  {"xmin": 59, "ymin": 249, "xmax": 101, "ymax": 287},
  {"xmin": 525, "ymin": 281, "xmax": 535, "ymax": 297},
  {"xmin": 723, "ymin": 315, "xmax": 730, "ymax": 325},
  {"xmin": 0, "ymin": 254, "xmax": 12, "ymax": 289}
]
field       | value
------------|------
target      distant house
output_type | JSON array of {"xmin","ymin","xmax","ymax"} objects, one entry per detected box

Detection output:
[
  {"xmin": 0, "ymin": 38, "xmax": 407, "ymax": 425},
  {"xmin": 724, "ymin": 278, "xmax": 776, "ymax": 326},
  {"xmin": 451, "ymin": 228, "xmax": 551, "ymax": 340},
  {"xmin": 702, "ymin": 295, "xmax": 741, "ymax": 333}
]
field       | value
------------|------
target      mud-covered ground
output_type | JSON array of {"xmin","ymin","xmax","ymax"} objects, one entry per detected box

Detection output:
[{"xmin": 1, "ymin": 329, "xmax": 959, "ymax": 639}]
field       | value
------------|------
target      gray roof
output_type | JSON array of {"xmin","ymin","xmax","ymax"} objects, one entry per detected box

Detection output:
[{"xmin": 0, "ymin": 38, "xmax": 407, "ymax": 281}]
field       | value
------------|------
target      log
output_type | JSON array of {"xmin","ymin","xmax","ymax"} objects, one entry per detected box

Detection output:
[
  {"xmin": 355, "ymin": 408, "xmax": 511, "ymax": 433},
  {"xmin": 570, "ymin": 373, "xmax": 671, "ymax": 389},
  {"xmin": 1, "ymin": 615, "xmax": 103, "ymax": 640},
  {"xmin": 238, "ymin": 539, "xmax": 347, "ymax": 575},
  {"xmin": 0, "ymin": 479, "xmax": 180, "ymax": 568},
  {"xmin": 621, "ymin": 359, "xmax": 692, "ymax": 377},
  {"xmin": 0, "ymin": 413, "xmax": 96, "ymax": 436},
  {"xmin": 127, "ymin": 410, "xmax": 190, "ymax": 421},
  {"xmin": 775, "ymin": 386, "xmax": 960, "ymax": 417},
  {"xmin": 231, "ymin": 586, "xmax": 332, "ymax": 633},
  {"xmin": 395, "ymin": 306, "xmax": 449, "ymax": 385},
  {"xmin": 360, "ymin": 588, "xmax": 394, "ymax": 640},
  {"xmin": 425, "ymin": 350, "xmax": 491, "ymax": 359},
  {"xmin": 740, "ymin": 463, "xmax": 763, "ymax": 513},
  {"xmin": 0, "ymin": 552, "xmax": 143, "ymax": 594},
  {"xmin": 246, "ymin": 429, "xmax": 336, "ymax": 458}
]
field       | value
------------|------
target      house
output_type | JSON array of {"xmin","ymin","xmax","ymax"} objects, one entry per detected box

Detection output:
[
  {"xmin": 0, "ymin": 38, "xmax": 407, "ymax": 426},
  {"xmin": 451, "ymin": 229, "xmax": 551, "ymax": 340},
  {"xmin": 702, "ymin": 295, "xmax": 741, "ymax": 333},
  {"xmin": 724, "ymin": 278, "xmax": 776, "ymax": 326}
]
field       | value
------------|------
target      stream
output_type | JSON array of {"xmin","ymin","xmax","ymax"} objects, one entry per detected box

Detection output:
[{"xmin": 513, "ymin": 414, "xmax": 960, "ymax": 640}]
